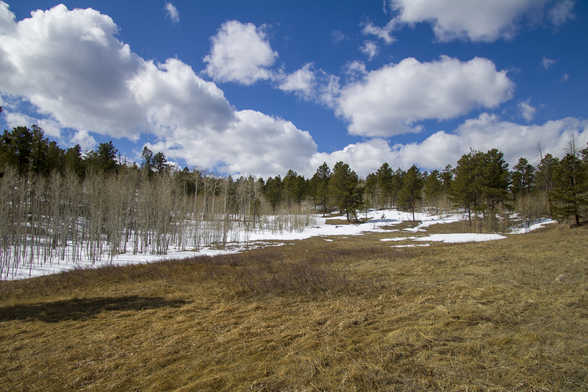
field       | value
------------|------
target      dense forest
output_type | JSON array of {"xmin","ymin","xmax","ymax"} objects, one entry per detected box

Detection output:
[{"xmin": 1, "ymin": 125, "xmax": 587, "ymax": 278}]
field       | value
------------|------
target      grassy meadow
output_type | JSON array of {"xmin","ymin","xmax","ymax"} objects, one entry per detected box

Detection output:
[{"xmin": 0, "ymin": 223, "xmax": 586, "ymax": 391}]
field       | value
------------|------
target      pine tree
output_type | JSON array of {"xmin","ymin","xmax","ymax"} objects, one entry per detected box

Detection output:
[
  {"xmin": 310, "ymin": 162, "xmax": 331, "ymax": 215},
  {"xmin": 376, "ymin": 162, "xmax": 394, "ymax": 207},
  {"xmin": 511, "ymin": 157, "xmax": 535, "ymax": 197},
  {"xmin": 329, "ymin": 161, "xmax": 361, "ymax": 222},
  {"xmin": 450, "ymin": 152, "xmax": 481, "ymax": 224},
  {"xmin": 423, "ymin": 169, "xmax": 443, "ymax": 210},
  {"xmin": 398, "ymin": 165, "xmax": 423, "ymax": 221},
  {"xmin": 550, "ymin": 153, "xmax": 587, "ymax": 225}
]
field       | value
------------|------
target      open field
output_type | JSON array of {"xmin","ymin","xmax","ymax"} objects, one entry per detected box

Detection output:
[{"xmin": 0, "ymin": 223, "xmax": 587, "ymax": 391}]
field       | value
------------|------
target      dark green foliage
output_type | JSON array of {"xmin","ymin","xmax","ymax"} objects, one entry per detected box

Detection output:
[
  {"xmin": 310, "ymin": 162, "xmax": 331, "ymax": 214},
  {"xmin": 64, "ymin": 144, "xmax": 86, "ymax": 179},
  {"xmin": 549, "ymin": 152, "xmax": 587, "ymax": 225},
  {"xmin": 86, "ymin": 141, "xmax": 118, "ymax": 175},
  {"xmin": 511, "ymin": 157, "xmax": 535, "ymax": 196},
  {"xmin": 450, "ymin": 149, "xmax": 510, "ymax": 227},
  {"xmin": 398, "ymin": 165, "xmax": 424, "ymax": 221},
  {"xmin": 480, "ymin": 149, "xmax": 510, "ymax": 212},
  {"xmin": 375, "ymin": 163, "xmax": 394, "ymax": 207},
  {"xmin": 423, "ymin": 169, "xmax": 443, "ymax": 207},
  {"xmin": 329, "ymin": 161, "xmax": 362, "ymax": 222},
  {"xmin": 263, "ymin": 175, "xmax": 283, "ymax": 213},
  {"xmin": 283, "ymin": 170, "xmax": 307, "ymax": 207},
  {"xmin": 440, "ymin": 165, "xmax": 453, "ymax": 193},
  {"xmin": 536, "ymin": 153, "xmax": 558, "ymax": 194}
]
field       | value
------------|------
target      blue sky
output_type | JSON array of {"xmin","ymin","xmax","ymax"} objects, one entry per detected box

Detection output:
[{"xmin": 0, "ymin": 1, "xmax": 586, "ymax": 177}]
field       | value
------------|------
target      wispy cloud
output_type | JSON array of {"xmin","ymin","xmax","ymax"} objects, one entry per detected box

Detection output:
[
  {"xmin": 541, "ymin": 56, "xmax": 556, "ymax": 69},
  {"xmin": 518, "ymin": 100, "xmax": 536, "ymax": 122},
  {"xmin": 165, "ymin": 2, "xmax": 179, "ymax": 23},
  {"xmin": 360, "ymin": 41, "xmax": 378, "ymax": 61}
]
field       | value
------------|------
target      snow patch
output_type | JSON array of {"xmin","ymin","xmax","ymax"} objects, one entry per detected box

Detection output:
[
  {"xmin": 509, "ymin": 218, "xmax": 556, "ymax": 234},
  {"xmin": 414, "ymin": 233, "xmax": 506, "ymax": 243}
]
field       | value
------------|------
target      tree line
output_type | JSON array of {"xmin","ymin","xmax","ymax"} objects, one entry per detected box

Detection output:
[{"xmin": 2, "ymin": 126, "xmax": 587, "ymax": 228}]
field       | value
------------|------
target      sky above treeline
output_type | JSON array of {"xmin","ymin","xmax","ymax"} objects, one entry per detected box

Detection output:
[{"xmin": 0, "ymin": 1, "xmax": 587, "ymax": 177}]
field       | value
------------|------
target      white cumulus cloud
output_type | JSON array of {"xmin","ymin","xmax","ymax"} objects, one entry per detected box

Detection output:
[
  {"xmin": 277, "ymin": 63, "xmax": 316, "ymax": 99},
  {"xmin": 148, "ymin": 110, "xmax": 317, "ymax": 177},
  {"xmin": 310, "ymin": 114, "xmax": 588, "ymax": 176},
  {"xmin": 0, "ymin": 3, "xmax": 317, "ymax": 177},
  {"xmin": 373, "ymin": 0, "xmax": 574, "ymax": 43},
  {"xmin": 203, "ymin": 20, "xmax": 278, "ymax": 85},
  {"xmin": 335, "ymin": 56, "xmax": 514, "ymax": 137},
  {"xmin": 164, "ymin": 2, "xmax": 180, "ymax": 23}
]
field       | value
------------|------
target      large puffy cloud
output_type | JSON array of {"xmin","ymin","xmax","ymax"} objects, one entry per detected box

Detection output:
[
  {"xmin": 366, "ymin": 1, "xmax": 574, "ymax": 43},
  {"xmin": 128, "ymin": 58, "xmax": 235, "ymax": 135},
  {"xmin": 0, "ymin": 4, "xmax": 146, "ymax": 139},
  {"xmin": 389, "ymin": 0, "xmax": 545, "ymax": 42},
  {"xmin": 203, "ymin": 20, "xmax": 277, "ymax": 85},
  {"xmin": 0, "ymin": 3, "xmax": 317, "ymax": 176},
  {"xmin": 310, "ymin": 114, "xmax": 588, "ymax": 176},
  {"xmin": 336, "ymin": 56, "xmax": 513, "ymax": 137},
  {"xmin": 147, "ymin": 110, "xmax": 317, "ymax": 177}
]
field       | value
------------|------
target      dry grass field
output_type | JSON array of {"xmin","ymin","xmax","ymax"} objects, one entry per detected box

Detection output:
[{"xmin": 1, "ymin": 223, "xmax": 586, "ymax": 391}]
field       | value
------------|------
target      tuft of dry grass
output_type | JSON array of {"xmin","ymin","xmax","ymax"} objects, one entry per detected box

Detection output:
[{"xmin": 0, "ymin": 224, "xmax": 586, "ymax": 391}]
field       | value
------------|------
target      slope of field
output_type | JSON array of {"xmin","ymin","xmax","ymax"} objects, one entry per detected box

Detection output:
[{"xmin": 0, "ymin": 222, "xmax": 586, "ymax": 391}]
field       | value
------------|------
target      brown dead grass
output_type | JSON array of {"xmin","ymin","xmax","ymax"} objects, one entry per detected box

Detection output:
[{"xmin": 0, "ymin": 224, "xmax": 587, "ymax": 391}]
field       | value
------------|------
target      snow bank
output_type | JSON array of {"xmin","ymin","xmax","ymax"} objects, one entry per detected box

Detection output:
[
  {"xmin": 509, "ymin": 218, "xmax": 556, "ymax": 234},
  {"xmin": 414, "ymin": 233, "xmax": 506, "ymax": 243}
]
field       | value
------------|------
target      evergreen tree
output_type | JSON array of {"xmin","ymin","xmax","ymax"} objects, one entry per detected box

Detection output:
[
  {"xmin": 423, "ymin": 169, "xmax": 443, "ymax": 210},
  {"xmin": 376, "ymin": 162, "xmax": 394, "ymax": 207},
  {"xmin": 152, "ymin": 151, "xmax": 169, "ymax": 174},
  {"xmin": 283, "ymin": 169, "xmax": 306, "ymax": 207},
  {"xmin": 263, "ymin": 175, "xmax": 283, "ymax": 213},
  {"xmin": 511, "ymin": 157, "xmax": 535, "ymax": 197},
  {"xmin": 440, "ymin": 165, "xmax": 454, "ymax": 193},
  {"xmin": 310, "ymin": 162, "xmax": 331, "ymax": 215},
  {"xmin": 364, "ymin": 172, "xmax": 378, "ymax": 209},
  {"xmin": 398, "ymin": 165, "xmax": 424, "ymax": 221},
  {"xmin": 451, "ymin": 149, "xmax": 510, "ymax": 228},
  {"xmin": 480, "ymin": 149, "xmax": 510, "ymax": 214},
  {"xmin": 450, "ymin": 151, "xmax": 481, "ymax": 224},
  {"xmin": 86, "ymin": 141, "xmax": 118, "ymax": 174},
  {"xmin": 64, "ymin": 144, "xmax": 85, "ymax": 179},
  {"xmin": 329, "ymin": 161, "xmax": 361, "ymax": 222},
  {"xmin": 550, "ymin": 153, "xmax": 587, "ymax": 225}
]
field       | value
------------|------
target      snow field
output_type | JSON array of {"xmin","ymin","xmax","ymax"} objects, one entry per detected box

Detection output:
[{"xmin": 2, "ymin": 209, "xmax": 554, "ymax": 281}]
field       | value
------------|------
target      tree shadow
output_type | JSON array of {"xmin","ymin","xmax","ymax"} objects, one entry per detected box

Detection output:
[{"xmin": 0, "ymin": 296, "xmax": 190, "ymax": 323}]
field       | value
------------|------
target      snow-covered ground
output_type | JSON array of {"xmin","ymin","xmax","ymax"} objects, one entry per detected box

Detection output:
[
  {"xmin": 509, "ymin": 218, "xmax": 556, "ymax": 234},
  {"xmin": 1, "ymin": 209, "xmax": 553, "ymax": 281}
]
